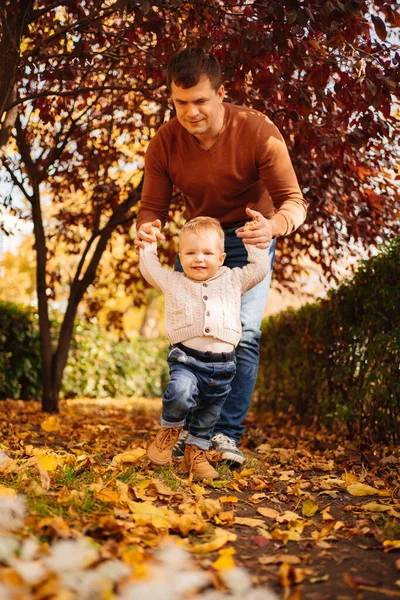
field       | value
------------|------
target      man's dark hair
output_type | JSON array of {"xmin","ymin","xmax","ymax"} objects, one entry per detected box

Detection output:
[{"xmin": 166, "ymin": 47, "xmax": 222, "ymax": 92}]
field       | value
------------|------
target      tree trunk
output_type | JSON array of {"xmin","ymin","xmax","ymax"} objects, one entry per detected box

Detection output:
[{"xmin": 31, "ymin": 186, "xmax": 54, "ymax": 412}]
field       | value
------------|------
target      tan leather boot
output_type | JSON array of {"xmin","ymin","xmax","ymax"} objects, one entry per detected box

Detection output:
[
  {"xmin": 182, "ymin": 444, "xmax": 219, "ymax": 480},
  {"xmin": 147, "ymin": 427, "xmax": 181, "ymax": 465}
]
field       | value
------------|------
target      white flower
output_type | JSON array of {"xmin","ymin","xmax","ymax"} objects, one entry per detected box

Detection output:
[
  {"xmin": 220, "ymin": 567, "xmax": 253, "ymax": 595},
  {"xmin": 173, "ymin": 570, "xmax": 210, "ymax": 595},
  {"xmin": 19, "ymin": 537, "xmax": 39, "ymax": 561},
  {"xmin": 120, "ymin": 580, "xmax": 176, "ymax": 600},
  {"xmin": 0, "ymin": 535, "xmax": 19, "ymax": 563},
  {"xmin": 0, "ymin": 495, "xmax": 27, "ymax": 530},
  {"xmin": 11, "ymin": 559, "xmax": 47, "ymax": 586},
  {"xmin": 97, "ymin": 559, "xmax": 131, "ymax": 582},
  {"xmin": 61, "ymin": 570, "xmax": 112, "ymax": 600},
  {"xmin": 44, "ymin": 537, "xmax": 99, "ymax": 573}
]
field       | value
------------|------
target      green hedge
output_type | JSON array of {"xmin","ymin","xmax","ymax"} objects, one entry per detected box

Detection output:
[
  {"xmin": 62, "ymin": 323, "xmax": 168, "ymax": 399},
  {"xmin": 0, "ymin": 302, "xmax": 168, "ymax": 400},
  {"xmin": 256, "ymin": 238, "xmax": 400, "ymax": 443},
  {"xmin": 0, "ymin": 302, "xmax": 41, "ymax": 400}
]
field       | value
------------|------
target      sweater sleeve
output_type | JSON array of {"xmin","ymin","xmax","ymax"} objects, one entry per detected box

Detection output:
[
  {"xmin": 136, "ymin": 135, "xmax": 173, "ymax": 231},
  {"xmin": 231, "ymin": 243, "xmax": 271, "ymax": 294},
  {"xmin": 256, "ymin": 121, "xmax": 307, "ymax": 235},
  {"xmin": 138, "ymin": 242, "xmax": 170, "ymax": 292}
]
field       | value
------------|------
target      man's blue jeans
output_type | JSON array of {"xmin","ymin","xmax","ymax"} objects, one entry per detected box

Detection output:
[
  {"xmin": 161, "ymin": 345, "xmax": 236, "ymax": 450},
  {"xmin": 175, "ymin": 227, "xmax": 276, "ymax": 443}
]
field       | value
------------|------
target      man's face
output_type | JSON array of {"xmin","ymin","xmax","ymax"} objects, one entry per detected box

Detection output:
[
  {"xmin": 179, "ymin": 231, "xmax": 226, "ymax": 281},
  {"xmin": 170, "ymin": 76, "xmax": 224, "ymax": 138}
]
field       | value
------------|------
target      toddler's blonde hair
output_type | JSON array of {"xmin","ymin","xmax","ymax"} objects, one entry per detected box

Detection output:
[{"xmin": 180, "ymin": 217, "xmax": 225, "ymax": 249}]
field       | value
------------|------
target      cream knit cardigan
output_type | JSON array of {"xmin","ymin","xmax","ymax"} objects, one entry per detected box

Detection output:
[{"xmin": 139, "ymin": 242, "xmax": 270, "ymax": 347}]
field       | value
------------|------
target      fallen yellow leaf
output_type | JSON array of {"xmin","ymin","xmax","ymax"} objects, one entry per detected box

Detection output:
[
  {"xmin": 213, "ymin": 551, "xmax": 236, "ymax": 571},
  {"xmin": 276, "ymin": 511, "xmax": 301, "ymax": 523},
  {"xmin": 97, "ymin": 489, "xmax": 121, "ymax": 504},
  {"xmin": 347, "ymin": 483, "xmax": 390, "ymax": 497},
  {"xmin": 249, "ymin": 493, "xmax": 268, "ymax": 504},
  {"xmin": 192, "ymin": 527, "xmax": 236, "ymax": 553},
  {"xmin": 235, "ymin": 517, "xmax": 265, "ymax": 527},
  {"xmin": 342, "ymin": 472, "xmax": 359, "ymax": 485},
  {"xmin": 219, "ymin": 495, "xmax": 238, "ymax": 504},
  {"xmin": 272, "ymin": 529, "xmax": 301, "ymax": 543},
  {"xmin": 146, "ymin": 480, "xmax": 181, "ymax": 497},
  {"xmin": 168, "ymin": 512, "xmax": 207, "ymax": 536},
  {"xmin": 236, "ymin": 468, "xmax": 256, "ymax": 478},
  {"xmin": 361, "ymin": 501, "xmax": 396, "ymax": 512},
  {"xmin": 127, "ymin": 501, "xmax": 171, "ymax": 529},
  {"xmin": 302, "ymin": 499, "xmax": 319, "ymax": 517},
  {"xmin": 40, "ymin": 415, "xmax": 61, "ymax": 433},
  {"xmin": 321, "ymin": 507, "xmax": 335, "ymax": 521},
  {"xmin": 36, "ymin": 454, "xmax": 62, "ymax": 472},
  {"xmin": 257, "ymin": 507, "xmax": 279, "ymax": 519},
  {"xmin": 199, "ymin": 497, "xmax": 222, "ymax": 518},
  {"xmin": 111, "ymin": 448, "xmax": 147, "ymax": 467},
  {"xmin": 257, "ymin": 527, "xmax": 272, "ymax": 540},
  {"xmin": 383, "ymin": 540, "xmax": 400, "ymax": 552},
  {"xmin": 0, "ymin": 484, "xmax": 17, "ymax": 498},
  {"xmin": 259, "ymin": 554, "xmax": 301, "ymax": 565}
]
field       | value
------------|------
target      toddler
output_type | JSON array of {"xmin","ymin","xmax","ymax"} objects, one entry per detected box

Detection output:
[{"xmin": 139, "ymin": 214, "xmax": 270, "ymax": 480}]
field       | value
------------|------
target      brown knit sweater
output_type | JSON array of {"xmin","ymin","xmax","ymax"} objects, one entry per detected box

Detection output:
[{"xmin": 137, "ymin": 102, "xmax": 307, "ymax": 235}]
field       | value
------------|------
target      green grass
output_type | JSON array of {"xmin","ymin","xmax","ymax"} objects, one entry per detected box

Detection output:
[
  {"xmin": 116, "ymin": 466, "xmax": 142, "ymax": 486},
  {"xmin": 153, "ymin": 465, "xmax": 183, "ymax": 490},
  {"xmin": 26, "ymin": 494, "xmax": 67, "ymax": 519},
  {"xmin": 216, "ymin": 462, "xmax": 235, "ymax": 479},
  {"xmin": 380, "ymin": 515, "xmax": 400, "ymax": 540},
  {"xmin": 54, "ymin": 465, "xmax": 97, "ymax": 489}
]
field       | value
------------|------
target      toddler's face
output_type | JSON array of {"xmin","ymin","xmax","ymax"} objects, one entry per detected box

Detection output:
[{"xmin": 179, "ymin": 231, "xmax": 226, "ymax": 281}]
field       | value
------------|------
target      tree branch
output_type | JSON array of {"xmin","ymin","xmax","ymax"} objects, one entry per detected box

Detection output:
[
  {"xmin": 1, "ymin": 158, "xmax": 32, "ymax": 200},
  {"xmin": 6, "ymin": 82, "xmax": 163, "ymax": 110}
]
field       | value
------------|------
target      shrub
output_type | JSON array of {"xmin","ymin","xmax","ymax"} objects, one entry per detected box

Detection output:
[
  {"xmin": 62, "ymin": 323, "xmax": 169, "ymax": 399},
  {"xmin": 256, "ymin": 238, "xmax": 400, "ymax": 443},
  {"xmin": 0, "ymin": 301, "xmax": 169, "ymax": 400},
  {"xmin": 0, "ymin": 302, "xmax": 41, "ymax": 399}
]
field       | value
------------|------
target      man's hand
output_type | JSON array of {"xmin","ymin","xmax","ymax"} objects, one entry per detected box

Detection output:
[
  {"xmin": 235, "ymin": 207, "xmax": 278, "ymax": 249},
  {"xmin": 134, "ymin": 220, "xmax": 165, "ymax": 250}
]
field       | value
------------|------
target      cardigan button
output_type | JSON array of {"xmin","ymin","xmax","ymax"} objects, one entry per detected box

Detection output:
[
  {"xmin": 203, "ymin": 283, "xmax": 208, "ymax": 287},
  {"xmin": 205, "ymin": 327, "xmax": 210, "ymax": 333},
  {"xmin": 206, "ymin": 311, "xmax": 210, "ymax": 316},
  {"xmin": 203, "ymin": 295, "xmax": 208, "ymax": 301}
]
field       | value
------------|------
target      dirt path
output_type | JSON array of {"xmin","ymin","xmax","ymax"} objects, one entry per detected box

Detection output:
[{"xmin": 0, "ymin": 398, "xmax": 399, "ymax": 599}]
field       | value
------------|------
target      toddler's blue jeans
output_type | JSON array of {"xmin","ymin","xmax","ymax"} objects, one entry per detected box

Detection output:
[{"xmin": 160, "ymin": 344, "xmax": 236, "ymax": 450}]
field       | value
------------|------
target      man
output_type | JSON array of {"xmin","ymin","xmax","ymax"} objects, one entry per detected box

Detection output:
[{"xmin": 135, "ymin": 47, "xmax": 307, "ymax": 465}]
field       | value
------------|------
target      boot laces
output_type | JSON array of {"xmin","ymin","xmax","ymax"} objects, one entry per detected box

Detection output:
[
  {"xmin": 188, "ymin": 446, "xmax": 208, "ymax": 467},
  {"xmin": 156, "ymin": 428, "xmax": 180, "ymax": 450},
  {"xmin": 212, "ymin": 433, "xmax": 237, "ymax": 449}
]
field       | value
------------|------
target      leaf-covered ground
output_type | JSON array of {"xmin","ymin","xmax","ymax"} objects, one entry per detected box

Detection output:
[{"xmin": 0, "ymin": 397, "xmax": 399, "ymax": 600}]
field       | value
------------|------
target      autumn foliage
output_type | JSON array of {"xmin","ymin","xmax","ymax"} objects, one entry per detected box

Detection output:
[
  {"xmin": 0, "ymin": 399, "xmax": 399, "ymax": 597},
  {"xmin": 0, "ymin": 1, "xmax": 399, "ymax": 410},
  {"xmin": 256, "ymin": 237, "xmax": 400, "ymax": 444}
]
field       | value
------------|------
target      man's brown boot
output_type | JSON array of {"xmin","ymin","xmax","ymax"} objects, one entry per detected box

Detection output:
[
  {"xmin": 182, "ymin": 444, "xmax": 219, "ymax": 480},
  {"xmin": 147, "ymin": 427, "xmax": 181, "ymax": 465}
]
